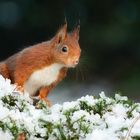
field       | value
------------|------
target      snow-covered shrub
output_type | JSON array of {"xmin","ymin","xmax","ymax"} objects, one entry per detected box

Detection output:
[{"xmin": 0, "ymin": 75, "xmax": 140, "ymax": 140}]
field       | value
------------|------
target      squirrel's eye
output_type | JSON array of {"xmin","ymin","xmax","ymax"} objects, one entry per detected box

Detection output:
[{"xmin": 61, "ymin": 45, "xmax": 68, "ymax": 53}]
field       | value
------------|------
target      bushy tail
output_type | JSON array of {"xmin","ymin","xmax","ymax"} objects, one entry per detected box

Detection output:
[{"xmin": 0, "ymin": 62, "xmax": 10, "ymax": 79}]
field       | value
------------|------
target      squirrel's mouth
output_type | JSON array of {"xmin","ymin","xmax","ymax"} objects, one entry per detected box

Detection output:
[{"xmin": 66, "ymin": 63, "xmax": 78, "ymax": 68}]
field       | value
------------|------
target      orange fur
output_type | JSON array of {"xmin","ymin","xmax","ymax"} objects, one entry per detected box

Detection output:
[
  {"xmin": 0, "ymin": 63, "xmax": 9, "ymax": 79},
  {"xmin": 0, "ymin": 23, "xmax": 81, "ymax": 105}
]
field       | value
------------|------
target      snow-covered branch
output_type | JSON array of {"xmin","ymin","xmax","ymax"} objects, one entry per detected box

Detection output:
[{"xmin": 0, "ymin": 75, "xmax": 140, "ymax": 140}]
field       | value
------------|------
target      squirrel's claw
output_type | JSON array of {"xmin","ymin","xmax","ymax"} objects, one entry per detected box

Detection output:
[{"xmin": 43, "ymin": 98, "xmax": 52, "ymax": 107}]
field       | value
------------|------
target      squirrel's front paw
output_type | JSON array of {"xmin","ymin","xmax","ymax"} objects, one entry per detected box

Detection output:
[
  {"xmin": 34, "ymin": 98, "xmax": 52, "ymax": 108},
  {"xmin": 15, "ymin": 84, "xmax": 24, "ymax": 93},
  {"xmin": 43, "ymin": 98, "xmax": 52, "ymax": 107}
]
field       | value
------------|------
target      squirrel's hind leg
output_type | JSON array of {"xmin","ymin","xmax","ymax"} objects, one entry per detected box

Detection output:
[
  {"xmin": 0, "ymin": 63, "xmax": 10, "ymax": 79},
  {"xmin": 38, "ymin": 87, "xmax": 52, "ymax": 107}
]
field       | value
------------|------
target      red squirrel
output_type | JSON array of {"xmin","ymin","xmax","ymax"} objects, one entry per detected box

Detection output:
[{"xmin": 0, "ymin": 23, "xmax": 81, "ymax": 105}]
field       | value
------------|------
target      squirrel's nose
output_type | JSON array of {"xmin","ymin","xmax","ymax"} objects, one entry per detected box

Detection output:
[{"xmin": 74, "ymin": 59, "xmax": 79, "ymax": 65}]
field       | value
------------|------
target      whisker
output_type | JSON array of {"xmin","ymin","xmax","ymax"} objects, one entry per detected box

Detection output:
[
  {"xmin": 76, "ymin": 65, "xmax": 82, "ymax": 81},
  {"xmin": 79, "ymin": 66, "xmax": 85, "ymax": 81},
  {"xmin": 77, "ymin": 52, "xmax": 92, "ymax": 81},
  {"xmin": 75, "ymin": 66, "xmax": 79, "ymax": 81},
  {"xmin": 73, "ymin": 48, "xmax": 93, "ymax": 82}
]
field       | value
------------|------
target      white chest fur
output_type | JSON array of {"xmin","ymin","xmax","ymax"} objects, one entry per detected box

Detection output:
[{"xmin": 24, "ymin": 63, "xmax": 63, "ymax": 96}]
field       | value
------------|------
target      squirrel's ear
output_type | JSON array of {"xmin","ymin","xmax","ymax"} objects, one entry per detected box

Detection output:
[
  {"xmin": 71, "ymin": 25, "xmax": 80, "ymax": 41},
  {"xmin": 56, "ymin": 23, "xmax": 67, "ymax": 43}
]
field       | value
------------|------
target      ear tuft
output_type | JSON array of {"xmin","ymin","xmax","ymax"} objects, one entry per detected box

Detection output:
[
  {"xmin": 71, "ymin": 24, "xmax": 80, "ymax": 41},
  {"xmin": 56, "ymin": 23, "xmax": 67, "ymax": 43}
]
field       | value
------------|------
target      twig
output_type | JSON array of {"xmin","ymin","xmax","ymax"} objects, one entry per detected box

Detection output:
[{"xmin": 124, "ymin": 114, "xmax": 140, "ymax": 140}]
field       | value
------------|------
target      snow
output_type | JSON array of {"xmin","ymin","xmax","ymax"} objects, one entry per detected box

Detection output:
[
  {"xmin": 85, "ymin": 129, "xmax": 119, "ymax": 140},
  {"xmin": 0, "ymin": 131, "xmax": 13, "ymax": 140},
  {"xmin": 0, "ymin": 75, "xmax": 140, "ymax": 140}
]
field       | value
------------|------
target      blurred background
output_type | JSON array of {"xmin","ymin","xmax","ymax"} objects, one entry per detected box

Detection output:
[{"xmin": 0, "ymin": 0, "xmax": 140, "ymax": 103}]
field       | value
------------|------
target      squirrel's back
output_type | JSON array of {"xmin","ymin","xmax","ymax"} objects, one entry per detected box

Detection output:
[{"xmin": 0, "ymin": 52, "xmax": 20, "ymax": 81}]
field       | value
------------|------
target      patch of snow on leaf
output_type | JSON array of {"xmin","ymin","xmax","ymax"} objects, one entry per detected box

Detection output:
[
  {"xmin": 85, "ymin": 129, "xmax": 119, "ymax": 140},
  {"xmin": 0, "ymin": 131, "xmax": 13, "ymax": 140}
]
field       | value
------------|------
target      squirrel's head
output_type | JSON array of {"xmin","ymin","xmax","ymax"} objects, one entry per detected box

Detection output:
[{"xmin": 51, "ymin": 23, "xmax": 81, "ymax": 68}]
